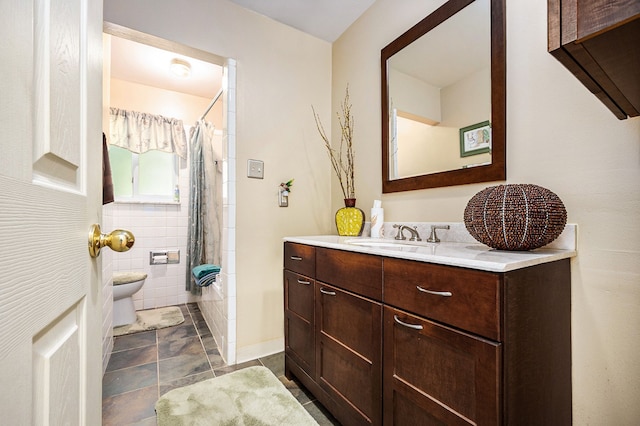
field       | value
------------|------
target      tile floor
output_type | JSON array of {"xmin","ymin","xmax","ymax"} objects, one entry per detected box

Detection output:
[{"xmin": 102, "ymin": 303, "xmax": 340, "ymax": 425}]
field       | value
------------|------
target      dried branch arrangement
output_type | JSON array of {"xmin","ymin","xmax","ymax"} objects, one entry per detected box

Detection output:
[{"xmin": 312, "ymin": 86, "xmax": 355, "ymax": 200}]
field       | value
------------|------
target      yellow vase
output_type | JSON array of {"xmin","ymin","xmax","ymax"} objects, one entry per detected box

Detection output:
[{"xmin": 335, "ymin": 198, "xmax": 365, "ymax": 236}]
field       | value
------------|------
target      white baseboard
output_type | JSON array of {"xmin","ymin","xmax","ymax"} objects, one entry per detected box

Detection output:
[{"xmin": 235, "ymin": 337, "xmax": 284, "ymax": 364}]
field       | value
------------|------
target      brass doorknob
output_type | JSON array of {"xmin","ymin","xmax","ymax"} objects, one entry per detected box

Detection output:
[{"xmin": 88, "ymin": 224, "xmax": 135, "ymax": 258}]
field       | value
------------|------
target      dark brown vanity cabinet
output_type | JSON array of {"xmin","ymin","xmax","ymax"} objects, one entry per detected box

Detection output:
[
  {"xmin": 317, "ymin": 282, "xmax": 382, "ymax": 425},
  {"xmin": 284, "ymin": 243, "xmax": 383, "ymax": 426},
  {"xmin": 383, "ymin": 259, "xmax": 502, "ymax": 425},
  {"xmin": 284, "ymin": 242, "xmax": 572, "ymax": 425},
  {"xmin": 284, "ymin": 243, "xmax": 316, "ymax": 380},
  {"xmin": 383, "ymin": 308, "xmax": 500, "ymax": 425},
  {"xmin": 548, "ymin": 0, "xmax": 640, "ymax": 119}
]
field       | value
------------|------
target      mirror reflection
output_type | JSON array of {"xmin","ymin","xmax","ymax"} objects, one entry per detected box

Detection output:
[
  {"xmin": 382, "ymin": 0, "xmax": 505, "ymax": 193},
  {"xmin": 388, "ymin": 0, "xmax": 491, "ymax": 179}
]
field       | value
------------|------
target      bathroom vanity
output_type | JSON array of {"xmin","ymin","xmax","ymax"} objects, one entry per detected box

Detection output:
[{"xmin": 283, "ymin": 235, "xmax": 575, "ymax": 426}]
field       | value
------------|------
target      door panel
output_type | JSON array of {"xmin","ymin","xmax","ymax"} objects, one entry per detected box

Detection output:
[
  {"xmin": 383, "ymin": 307, "xmax": 501, "ymax": 425},
  {"xmin": 284, "ymin": 270, "xmax": 315, "ymax": 377},
  {"xmin": 316, "ymin": 282, "xmax": 382, "ymax": 425},
  {"xmin": 0, "ymin": 0, "xmax": 103, "ymax": 423}
]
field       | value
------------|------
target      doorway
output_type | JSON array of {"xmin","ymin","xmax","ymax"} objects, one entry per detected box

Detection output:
[{"xmin": 102, "ymin": 22, "xmax": 237, "ymax": 372}]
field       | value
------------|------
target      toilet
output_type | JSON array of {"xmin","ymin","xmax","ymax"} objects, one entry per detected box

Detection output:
[{"xmin": 112, "ymin": 272, "xmax": 147, "ymax": 327}]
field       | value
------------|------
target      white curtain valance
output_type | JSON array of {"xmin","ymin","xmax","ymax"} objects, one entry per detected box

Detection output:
[{"xmin": 109, "ymin": 108, "xmax": 187, "ymax": 159}]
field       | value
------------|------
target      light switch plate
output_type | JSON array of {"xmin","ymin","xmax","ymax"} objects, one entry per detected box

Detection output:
[{"xmin": 247, "ymin": 159, "xmax": 264, "ymax": 179}]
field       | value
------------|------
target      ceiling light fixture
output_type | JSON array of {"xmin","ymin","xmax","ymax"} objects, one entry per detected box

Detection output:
[{"xmin": 170, "ymin": 58, "xmax": 191, "ymax": 78}]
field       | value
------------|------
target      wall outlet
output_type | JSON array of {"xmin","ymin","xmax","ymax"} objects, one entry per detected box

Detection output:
[{"xmin": 247, "ymin": 159, "xmax": 264, "ymax": 179}]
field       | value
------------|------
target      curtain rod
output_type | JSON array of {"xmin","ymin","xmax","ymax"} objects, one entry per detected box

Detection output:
[{"xmin": 200, "ymin": 88, "xmax": 224, "ymax": 121}]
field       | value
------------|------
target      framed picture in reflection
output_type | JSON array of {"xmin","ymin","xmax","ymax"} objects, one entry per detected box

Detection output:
[{"xmin": 460, "ymin": 121, "xmax": 491, "ymax": 157}]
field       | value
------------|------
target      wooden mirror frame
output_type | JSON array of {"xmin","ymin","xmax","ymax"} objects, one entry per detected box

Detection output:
[{"xmin": 381, "ymin": 0, "xmax": 506, "ymax": 193}]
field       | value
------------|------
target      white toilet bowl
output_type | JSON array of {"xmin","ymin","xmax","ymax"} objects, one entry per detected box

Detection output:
[{"xmin": 113, "ymin": 272, "xmax": 147, "ymax": 327}]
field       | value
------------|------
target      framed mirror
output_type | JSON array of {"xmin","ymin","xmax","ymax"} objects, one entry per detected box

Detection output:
[{"xmin": 381, "ymin": 0, "xmax": 505, "ymax": 193}]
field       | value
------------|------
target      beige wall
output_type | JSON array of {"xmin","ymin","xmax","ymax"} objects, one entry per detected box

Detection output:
[
  {"xmin": 333, "ymin": 0, "xmax": 640, "ymax": 424},
  {"xmin": 104, "ymin": 0, "xmax": 333, "ymax": 357},
  {"xmin": 109, "ymin": 78, "xmax": 218, "ymax": 125}
]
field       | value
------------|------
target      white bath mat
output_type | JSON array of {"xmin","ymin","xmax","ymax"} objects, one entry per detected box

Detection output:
[
  {"xmin": 155, "ymin": 366, "xmax": 319, "ymax": 425},
  {"xmin": 113, "ymin": 306, "xmax": 184, "ymax": 336}
]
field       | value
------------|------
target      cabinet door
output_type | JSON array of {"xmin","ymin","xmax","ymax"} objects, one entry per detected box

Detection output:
[
  {"xmin": 284, "ymin": 270, "xmax": 315, "ymax": 378},
  {"xmin": 317, "ymin": 282, "xmax": 382, "ymax": 426},
  {"xmin": 383, "ymin": 307, "xmax": 500, "ymax": 426}
]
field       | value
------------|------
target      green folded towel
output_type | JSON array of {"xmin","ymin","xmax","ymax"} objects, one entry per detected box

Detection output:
[{"xmin": 192, "ymin": 264, "xmax": 221, "ymax": 279}]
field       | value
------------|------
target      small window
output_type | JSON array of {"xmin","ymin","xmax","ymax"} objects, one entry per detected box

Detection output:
[{"xmin": 109, "ymin": 146, "xmax": 179, "ymax": 203}]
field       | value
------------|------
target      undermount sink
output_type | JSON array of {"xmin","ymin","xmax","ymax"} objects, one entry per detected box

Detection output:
[{"xmin": 344, "ymin": 239, "xmax": 423, "ymax": 249}]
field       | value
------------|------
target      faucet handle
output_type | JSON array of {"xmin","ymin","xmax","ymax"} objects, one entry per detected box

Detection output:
[
  {"xmin": 426, "ymin": 225, "xmax": 450, "ymax": 243},
  {"xmin": 392, "ymin": 224, "xmax": 406, "ymax": 240}
]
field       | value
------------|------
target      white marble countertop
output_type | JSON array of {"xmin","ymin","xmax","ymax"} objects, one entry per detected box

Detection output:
[{"xmin": 284, "ymin": 231, "xmax": 577, "ymax": 273}]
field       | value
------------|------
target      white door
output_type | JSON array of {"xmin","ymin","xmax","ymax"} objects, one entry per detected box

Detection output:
[{"xmin": 0, "ymin": 0, "xmax": 104, "ymax": 424}]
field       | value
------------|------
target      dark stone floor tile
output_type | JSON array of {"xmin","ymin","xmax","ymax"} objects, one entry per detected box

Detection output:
[
  {"xmin": 259, "ymin": 352, "xmax": 285, "ymax": 377},
  {"xmin": 213, "ymin": 359, "xmax": 261, "ymax": 377},
  {"xmin": 158, "ymin": 352, "xmax": 211, "ymax": 383},
  {"xmin": 195, "ymin": 319, "xmax": 208, "ymax": 330},
  {"xmin": 130, "ymin": 417, "xmax": 157, "ymax": 426},
  {"xmin": 303, "ymin": 400, "xmax": 341, "ymax": 425},
  {"xmin": 198, "ymin": 330, "xmax": 213, "ymax": 340},
  {"xmin": 131, "ymin": 417, "xmax": 157, "ymax": 426},
  {"xmin": 206, "ymin": 347, "xmax": 227, "ymax": 369},
  {"xmin": 159, "ymin": 370, "xmax": 215, "ymax": 396},
  {"xmin": 279, "ymin": 376, "xmax": 314, "ymax": 405},
  {"xmin": 156, "ymin": 323, "xmax": 197, "ymax": 342},
  {"xmin": 113, "ymin": 330, "xmax": 156, "ymax": 352},
  {"xmin": 103, "ymin": 362, "xmax": 158, "ymax": 398},
  {"xmin": 102, "ymin": 385, "xmax": 158, "ymax": 426},
  {"xmin": 107, "ymin": 344, "xmax": 157, "ymax": 372},
  {"xmin": 200, "ymin": 336, "xmax": 218, "ymax": 353},
  {"xmin": 158, "ymin": 336, "xmax": 204, "ymax": 360}
]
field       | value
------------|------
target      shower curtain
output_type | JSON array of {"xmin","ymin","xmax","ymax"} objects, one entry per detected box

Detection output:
[{"xmin": 186, "ymin": 120, "xmax": 222, "ymax": 294}]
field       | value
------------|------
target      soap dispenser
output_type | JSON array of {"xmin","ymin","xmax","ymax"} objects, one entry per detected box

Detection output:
[{"xmin": 370, "ymin": 200, "xmax": 384, "ymax": 238}]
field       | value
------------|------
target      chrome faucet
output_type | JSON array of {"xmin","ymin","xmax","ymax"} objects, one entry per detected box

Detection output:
[
  {"xmin": 426, "ymin": 225, "xmax": 450, "ymax": 243},
  {"xmin": 393, "ymin": 224, "xmax": 422, "ymax": 241}
]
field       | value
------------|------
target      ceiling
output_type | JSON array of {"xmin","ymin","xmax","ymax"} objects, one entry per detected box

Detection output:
[
  {"xmin": 109, "ymin": 36, "xmax": 223, "ymax": 100},
  {"xmin": 227, "ymin": 0, "xmax": 375, "ymax": 42},
  {"xmin": 109, "ymin": 1, "xmax": 374, "ymax": 100}
]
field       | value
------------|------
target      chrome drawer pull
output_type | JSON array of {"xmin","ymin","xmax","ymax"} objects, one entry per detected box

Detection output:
[
  {"xmin": 320, "ymin": 288, "xmax": 336, "ymax": 296},
  {"xmin": 394, "ymin": 315, "xmax": 423, "ymax": 330},
  {"xmin": 417, "ymin": 286, "xmax": 452, "ymax": 297},
  {"xmin": 297, "ymin": 279, "xmax": 311, "ymax": 285},
  {"xmin": 290, "ymin": 256, "xmax": 303, "ymax": 261}
]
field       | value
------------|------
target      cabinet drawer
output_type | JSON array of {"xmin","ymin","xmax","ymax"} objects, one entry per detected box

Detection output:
[
  {"xmin": 316, "ymin": 247, "xmax": 383, "ymax": 301},
  {"xmin": 383, "ymin": 306, "xmax": 500, "ymax": 425},
  {"xmin": 284, "ymin": 270, "xmax": 314, "ymax": 322},
  {"xmin": 317, "ymin": 282, "xmax": 382, "ymax": 425},
  {"xmin": 384, "ymin": 258, "xmax": 501, "ymax": 341},
  {"xmin": 284, "ymin": 242, "xmax": 315, "ymax": 277}
]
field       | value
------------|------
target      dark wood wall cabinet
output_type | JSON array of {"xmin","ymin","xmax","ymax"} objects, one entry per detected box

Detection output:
[
  {"xmin": 284, "ymin": 242, "xmax": 572, "ymax": 425},
  {"xmin": 548, "ymin": 0, "xmax": 640, "ymax": 119}
]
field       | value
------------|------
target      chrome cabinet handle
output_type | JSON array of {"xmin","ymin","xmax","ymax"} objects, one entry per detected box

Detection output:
[
  {"xmin": 417, "ymin": 285, "xmax": 452, "ymax": 297},
  {"xmin": 393, "ymin": 315, "xmax": 423, "ymax": 330},
  {"xmin": 297, "ymin": 279, "xmax": 311, "ymax": 285},
  {"xmin": 290, "ymin": 256, "xmax": 303, "ymax": 261},
  {"xmin": 320, "ymin": 288, "xmax": 336, "ymax": 296}
]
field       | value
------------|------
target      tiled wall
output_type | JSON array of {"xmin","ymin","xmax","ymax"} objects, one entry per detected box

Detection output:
[
  {"xmin": 199, "ymin": 59, "xmax": 237, "ymax": 365},
  {"xmin": 110, "ymin": 172, "xmax": 193, "ymax": 310}
]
